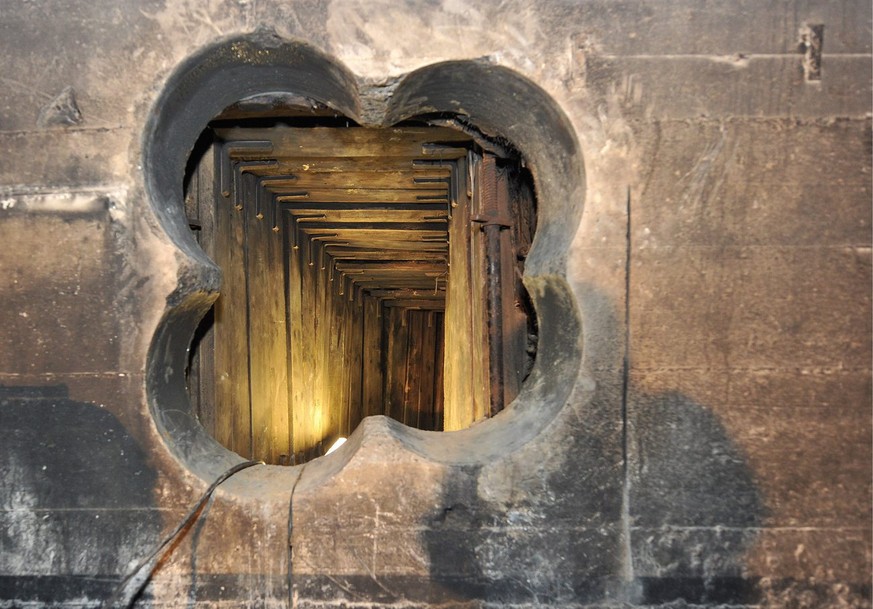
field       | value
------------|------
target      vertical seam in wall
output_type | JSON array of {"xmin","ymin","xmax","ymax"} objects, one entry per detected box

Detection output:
[
  {"xmin": 287, "ymin": 462, "xmax": 307, "ymax": 609},
  {"xmin": 621, "ymin": 185, "xmax": 634, "ymax": 587}
]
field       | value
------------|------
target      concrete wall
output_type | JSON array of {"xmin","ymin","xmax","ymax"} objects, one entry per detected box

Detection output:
[{"xmin": 0, "ymin": 1, "xmax": 870, "ymax": 607}]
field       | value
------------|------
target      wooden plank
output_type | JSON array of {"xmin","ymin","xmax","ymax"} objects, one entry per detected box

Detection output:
[
  {"xmin": 337, "ymin": 272, "xmax": 353, "ymax": 438},
  {"xmin": 266, "ymin": 170, "xmax": 449, "ymax": 191},
  {"xmin": 415, "ymin": 311, "xmax": 437, "ymax": 430},
  {"xmin": 326, "ymin": 272, "xmax": 346, "ymax": 441},
  {"xmin": 276, "ymin": 188, "xmax": 449, "ymax": 203},
  {"xmin": 326, "ymin": 239, "xmax": 448, "ymax": 255},
  {"xmin": 381, "ymin": 304, "xmax": 395, "ymax": 419},
  {"xmin": 244, "ymin": 172, "xmax": 291, "ymax": 464},
  {"xmin": 214, "ymin": 126, "xmax": 470, "ymax": 159},
  {"xmin": 290, "ymin": 209, "xmax": 448, "ymax": 224},
  {"xmin": 274, "ymin": 157, "xmax": 454, "ymax": 176},
  {"xmin": 295, "ymin": 232, "xmax": 321, "ymax": 459},
  {"xmin": 385, "ymin": 307, "xmax": 409, "ymax": 422},
  {"xmin": 433, "ymin": 312, "xmax": 445, "ymax": 431},
  {"xmin": 402, "ymin": 310, "xmax": 425, "ymax": 426},
  {"xmin": 335, "ymin": 281, "xmax": 348, "ymax": 437},
  {"xmin": 245, "ymin": 170, "xmax": 272, "ymax": 462},
  {"xmin": 442, "ymin": 155, "xmax": 475, "ymax": 431},
  {"xmin": 322, "ymin": 242, "xmax": 447, "ymax": 254},
  {"xmin": 381, "ymin": 299, "xmax": 446, "ymax": 310},
  {"xmin": 361, "ymin": 295, "xmax": 384, "ymax": 417},
  {"xmin": 296, "ymin": 221, "xmax": 447, "ymax": 233},
  {"xmin": 346, "ymin": 288, "xmax": 365, "ymax": 434},
  {"xmin": 314, "ymin": 239, "xmax": 331, "ymax": 454},
  {"xmin": 283, "ymin": 201, "xmax": 448, "ymax": 214},
  {"xmin": 367, "ymin": 288, "xmax": 446, "ymax": 298},
  {"xmin": 348, "ymin": 273, "xmax": 440, "ymax": 283},
  {"xmin": 268, "ymin": 195, "xmax": 291, "ymax": 463},
  {"xmin": 334, "ymin": 260, "xmax": 447, "ymax": 272},
  {"xmin": 302, "ymin": 226, "xmax": 446, "ymax": 240},
  {"xmin": 346, "ymin": 284, "xmax": 443, "ymax": 294},
  {"xmin": 323, "ymin": 248, "xmax": 447, "ymax": 261},
  {"xmin": 281, "ymin": 210, "xmax": 294, "ymax": 465},
  {"xmin": 345, "ymin": 277, "xmax": 445, "ymax": 288},
  {"xmin": 310, "ymin": 243, "xmax": 447, "ymax": 254},
  {"xmin": 287, "ymin": 212, "xmax": 306, "ymax": 462},
  {"xmin": 213, "ymin": 163, "xmax": 252, "ymax": 458}
]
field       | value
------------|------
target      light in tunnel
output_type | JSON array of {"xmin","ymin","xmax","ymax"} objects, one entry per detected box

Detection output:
[{"xmin": 325, "ymin": 437, "xmax": 347, "ymax": 455}]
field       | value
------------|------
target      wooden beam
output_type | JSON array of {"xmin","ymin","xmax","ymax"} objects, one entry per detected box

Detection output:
[
  {"xmin": 289, "ymin": 209, "xmax": 447, "ymax": 224},
  {"xmin": 215, "ymin": 126, "xmax": 470, "ymax": 159},
  {"xmin": 274, "ymin": 187, "xmax": 449, "ymax": 203}
]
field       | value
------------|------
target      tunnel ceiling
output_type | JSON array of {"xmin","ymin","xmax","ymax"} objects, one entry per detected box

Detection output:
[{"xmin": 210, "ymin": 125, "xmax": 475, "ymax": 308}]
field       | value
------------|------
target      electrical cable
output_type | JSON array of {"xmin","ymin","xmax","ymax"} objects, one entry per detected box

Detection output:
[{"xmin": 102, "ymin": 459, "xmax": 264, "ymax": 609}]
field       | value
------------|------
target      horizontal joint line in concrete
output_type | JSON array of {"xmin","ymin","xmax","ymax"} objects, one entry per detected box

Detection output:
[
  {"xmin": 303, "ymin": 525, "xmax": 620, "ymax": 534},
  {"xmin": 0, "ymin": 185, "xmax": 125, "ymax": 197},
  {"xmin": 626, "ymin": 116, "xmax": 873, "ymax": 125},
  {"xmin": 630, "ymin": 525, "xmax": 870, "ymax": 532},
  {"xmin": 0, "ymin": 126, "xmax": 127, "ymax": 136},
  {"xmin": 599, "ymin": 53, "xmax": 872, "ymax": 60},
  {"xmin": 0, "ymin": 507, "xmax": 176, "ymax": 513},
  {"xmin": 630, "ymin": 366, "xmax": 870, "ymax": 373},
  {"xmin": 0, "ymin": 372, "xmax": 136, "ymax": 379},
  {"xmin": 631, "ymin": 244, "xmax": 872, "ymax": 250}
]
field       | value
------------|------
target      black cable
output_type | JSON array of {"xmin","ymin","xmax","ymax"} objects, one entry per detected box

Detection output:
[{"xmin": 102, "ymin": 460, "xmax": 263, "ymax": 609}]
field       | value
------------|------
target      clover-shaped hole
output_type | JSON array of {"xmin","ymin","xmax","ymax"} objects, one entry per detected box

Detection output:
[{"xmin": 144, "ymin": 37, "xmax": 583, "ymax": 480}]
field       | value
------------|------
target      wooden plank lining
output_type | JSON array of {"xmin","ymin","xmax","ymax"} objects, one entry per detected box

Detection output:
[
  {"xmin": 189, "ymin": 124, "xmax": 539, "ymax": 463},
  {"xmin": 215, "ymin": 126, "xmax": 470, "ymax": 159}
]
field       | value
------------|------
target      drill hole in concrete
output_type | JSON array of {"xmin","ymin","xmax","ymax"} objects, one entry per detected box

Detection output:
[
  {"xmin": 184, "ymin": 111, "xmax": 539, "ymax": 465},
  {"xmin": 144, "ymin": 35, "xmax": 584, "ymax": 482}
]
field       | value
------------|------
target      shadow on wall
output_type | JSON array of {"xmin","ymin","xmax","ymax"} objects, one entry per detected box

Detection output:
[
  {"xmin": 629, "ymin": 391, "xmax": 766, "ymax": 605},
  {"xmin": 0, "ymin": 385, "xmax": 161, "ymax": 606},
  {"xmin": 422, "ymin": 283, "xmax": 766, "ymax": 606}
]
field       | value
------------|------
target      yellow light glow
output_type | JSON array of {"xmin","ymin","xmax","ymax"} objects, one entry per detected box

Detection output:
[{"xmin": 325, "ymin": 437, "xmax": 347, "ymax": 455}]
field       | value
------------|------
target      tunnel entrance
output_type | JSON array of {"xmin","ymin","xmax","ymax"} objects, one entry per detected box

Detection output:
[{"xmin": 184, "ymin": 105, "xmax": 537, "ymax": 465}]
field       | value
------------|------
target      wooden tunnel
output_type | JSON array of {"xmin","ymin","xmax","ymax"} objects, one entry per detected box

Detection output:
[{"xmin": 184, "ymin": 120, "xmax": 537, "ymax": 464}]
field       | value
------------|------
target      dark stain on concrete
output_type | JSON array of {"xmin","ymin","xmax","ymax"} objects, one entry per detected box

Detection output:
[{"xmin": 0, "ymin": 385, "xmax": 161, "ymax": 605}]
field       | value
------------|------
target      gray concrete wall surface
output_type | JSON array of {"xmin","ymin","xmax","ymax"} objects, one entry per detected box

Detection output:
[{"xmin": 0, "ymin": 1, "xmax": 870, "ymax": 607}]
